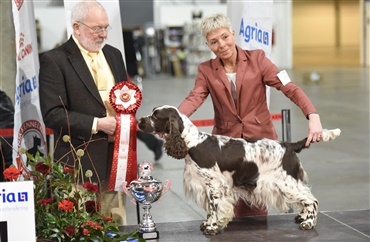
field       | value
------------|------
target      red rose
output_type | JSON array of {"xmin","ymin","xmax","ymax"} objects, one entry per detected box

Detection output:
[
  {"xmin": 35, "ymin": 162, "xmax": 50, "ymax": 175},
  {"xmin": 64, "ymin": 226, "xmax": 75, "ymax": 237},
  {"xmin": 85, "ymin": 200, "xmax": 101, "ymax": 213},
  {"xmin": 38, "ymin": 198, "xmax": 53, "ymax": 206},
  {"xmin": 3, "ymin": 167, "xmax": 21, "ymax": 180},
  {"xmin": 82, "ymin": 182, "xmax": 98, "ymax": 193}
]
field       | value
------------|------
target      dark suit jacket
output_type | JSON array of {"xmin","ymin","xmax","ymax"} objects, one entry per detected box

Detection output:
[
  {"xmin": 39, "ymin": 36, "xmax": 128, "ymax": 182},
  {"xmin": 178, "ymin": 46, "xmax": 317, "ymax": 140}
]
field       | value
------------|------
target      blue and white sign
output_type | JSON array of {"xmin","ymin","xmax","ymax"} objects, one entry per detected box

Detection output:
[
  {"xmin": 228, "ymin": 1, "xmax": 274, "ymax": 58},
  {"xmin": 0, "ymin": 181, "xmax": 35, "ymax": 241}
]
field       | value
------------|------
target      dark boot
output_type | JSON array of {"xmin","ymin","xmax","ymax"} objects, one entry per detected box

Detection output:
[{"xmin": 137, "ymin": 131, "xmax": 163, "ymax": 161}]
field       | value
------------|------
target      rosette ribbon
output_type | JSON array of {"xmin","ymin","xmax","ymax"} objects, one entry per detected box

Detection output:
[{"xmin": 108, "ymin": 81, "xmax": 142, "ymax": 191}]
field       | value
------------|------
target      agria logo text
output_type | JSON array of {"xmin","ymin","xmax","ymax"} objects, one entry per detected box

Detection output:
[
  {"xmin": 0, "ymin": 189, "xmax": 29, "ymax": 203},
  {"xmin": 239, "ymin": 19, "xmax": 270, "ymax": 46}
]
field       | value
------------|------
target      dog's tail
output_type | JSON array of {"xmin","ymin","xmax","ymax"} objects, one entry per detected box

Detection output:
[
  {"xmin": 321, "ymin": 128, "xmax": 341, "ymax": 141},
  {"xmin": 289, "ymin": 128, "xmax": 341, "ymax": 153}
]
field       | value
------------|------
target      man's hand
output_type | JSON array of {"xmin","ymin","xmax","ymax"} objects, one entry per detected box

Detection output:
[{"xmin": 97, "ymin": 116, "xmax": 116, "ymax": 136}]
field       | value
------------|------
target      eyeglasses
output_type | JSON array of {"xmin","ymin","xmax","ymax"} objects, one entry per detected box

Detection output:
[{"xmin": 78, "ymin": 22, "xmax": 112, "ymax": 35}]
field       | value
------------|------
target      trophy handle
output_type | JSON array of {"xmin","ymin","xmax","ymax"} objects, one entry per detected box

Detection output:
[
  {"xmin": 122, "ymin": 181, "xmax": 137, "ymax": 205},
  {"xmin": 163, "ymin": 179, "xmax": 171, "ymax": 195},
  {"xmin": 156, "ymin": 179, "xmax": 171, "ymax": 204}
]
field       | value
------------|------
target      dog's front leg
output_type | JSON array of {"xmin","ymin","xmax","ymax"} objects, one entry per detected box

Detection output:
[
  {"xmin": 200, "ymin": 213, "xmax": 211, "ymax": 232},
  {"xmin": 295, "ymin": 198, "xmax": 319, "ymax": 230},
  {"xmin": 201, "ymin": 178, "xmax": 221, "ymax": 235}
]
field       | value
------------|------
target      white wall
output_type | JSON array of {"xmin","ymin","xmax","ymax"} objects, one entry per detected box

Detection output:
[
  {"xmin": 34, "ymin": 7, "xmax": 67, "ymax": 52},
  {"xmin": 271, "ymin": 1, "xmax": 292, "ymax": 69},
  {"xmin": 154, "ymin": 3, "xmax": 227, "ymax": 28}
]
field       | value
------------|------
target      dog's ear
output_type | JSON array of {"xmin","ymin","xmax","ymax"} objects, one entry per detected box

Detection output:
[
  {"xmin": 169, "ymin": 115, "xmax": 180, "ymax": 133},
  {"xmin": 164, "ymin": 114, "xmax": 188, "ymax": 159}
]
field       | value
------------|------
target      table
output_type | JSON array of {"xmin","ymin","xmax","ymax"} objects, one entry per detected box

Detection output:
[{"xmin": 121, "ymin": 209, "xmax": 369, "ymax": 241}]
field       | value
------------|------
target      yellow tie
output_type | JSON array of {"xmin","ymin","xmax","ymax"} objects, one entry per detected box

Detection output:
[{"xmin": 88, "ymin": 52, "xmax": 107, "ymax": 91}]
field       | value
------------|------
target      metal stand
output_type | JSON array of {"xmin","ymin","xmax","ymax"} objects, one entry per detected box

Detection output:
[
  {"xmin": 281, "ymin": 109, "xmax": 291, "ymax": 142},
  {"xmin": 281, "ymin": 109, "xmax": 293, "ymax": 213},
  {"xmin": 136, "ymin": 164, "xmax": 141, "ymax": 224}
]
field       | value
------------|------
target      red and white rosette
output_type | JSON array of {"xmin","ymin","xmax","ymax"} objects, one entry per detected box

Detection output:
[{"xmin": 108, "ymin": 81, "xmax": 142, "ymax": 191}]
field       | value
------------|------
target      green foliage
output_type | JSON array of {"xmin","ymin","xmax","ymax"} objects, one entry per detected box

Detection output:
[{"xmin": 4, "ymin": 137, "xmax": 145, "ymax": 242}]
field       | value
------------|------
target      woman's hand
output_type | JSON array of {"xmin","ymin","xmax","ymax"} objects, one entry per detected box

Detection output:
[{"xmin": 306, "ymin": 113, "xmax": 323, "ymax": 147}]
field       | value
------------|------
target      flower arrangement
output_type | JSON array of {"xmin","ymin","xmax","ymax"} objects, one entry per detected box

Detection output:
[{"xmin": 3, "ymin": 135, "xmax": 144, "ymax": 242}]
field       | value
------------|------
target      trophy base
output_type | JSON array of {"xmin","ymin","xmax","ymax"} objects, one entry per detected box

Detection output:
[{"xmin": 138, "ymin": 230, "xmax": 159, "ymax": 240}]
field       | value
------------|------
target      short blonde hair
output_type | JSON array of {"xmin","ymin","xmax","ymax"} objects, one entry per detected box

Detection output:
[{"xmin": 200, "ymin": 13, "xmax": 232, "ymax": 39}]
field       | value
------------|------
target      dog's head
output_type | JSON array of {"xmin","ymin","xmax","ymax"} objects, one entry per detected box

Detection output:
[
  {"xmin": 138, "ymin": 105, "xmax": 188, "ymax": 159},
  {"xmin": 138, "ymin": 105, "xmax": 184, "ymax": 135}
]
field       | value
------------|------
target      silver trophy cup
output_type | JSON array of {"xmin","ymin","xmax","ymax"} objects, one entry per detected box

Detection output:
[{"xmin": 123, "ymin": 162, "xmax": 170, "ymax": 240}]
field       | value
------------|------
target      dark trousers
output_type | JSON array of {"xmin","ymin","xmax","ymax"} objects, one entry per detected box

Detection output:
[{"xmin": 136, "ymin": 130, "xmax": 159, "ymax": 151}]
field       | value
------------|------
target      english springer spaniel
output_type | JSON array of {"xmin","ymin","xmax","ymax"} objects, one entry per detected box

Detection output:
[{"xmin": 138, "ymin": 105, "xmax": 341, "ymax": 235}]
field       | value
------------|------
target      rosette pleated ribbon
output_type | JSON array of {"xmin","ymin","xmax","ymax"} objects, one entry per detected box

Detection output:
[{"xmin": 108, "ymin": 81, "xmax": 142, "ymax": 191}]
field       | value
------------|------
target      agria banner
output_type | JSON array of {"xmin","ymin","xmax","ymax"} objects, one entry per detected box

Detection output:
[
  {"xmin": 227, "ymin": 1, "xmax": 274, "ymax": 106},
  {"xmin": 227, "ymin": 1, "xmax": 273, "ymax": 59},
  {"xmin": 12, "ymin": 0, "xmax": 47, "ymax": 176}
]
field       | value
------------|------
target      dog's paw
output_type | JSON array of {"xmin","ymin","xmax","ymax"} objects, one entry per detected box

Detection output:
[
  {"xmin": 203, "ymin": 224, "xmax": 219, "ymax": 235},
  {"xmin": 294, "ymin": 214, "xmax": 304, "ymax": 224},
  {"xmin": 299, "ymin": 218, "xmax": 317, "ymax": 230},
  {"xmin": 200, "ymin": 222, "xmax": 207, "ymax": 232}
]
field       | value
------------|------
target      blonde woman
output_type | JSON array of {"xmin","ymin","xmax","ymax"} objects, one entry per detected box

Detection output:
[{"xmin": 178, "ymin": 13, "xmax": 323, "ymax": 217}]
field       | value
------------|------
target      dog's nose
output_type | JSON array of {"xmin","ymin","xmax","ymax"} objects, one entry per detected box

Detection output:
[
  {"xmin": 138, "ymin": 117, "xmax": 147, "ymax": 125},
  {"xmin": 137, "ymin": 117, "xmax": 148, "ymax": 130}
]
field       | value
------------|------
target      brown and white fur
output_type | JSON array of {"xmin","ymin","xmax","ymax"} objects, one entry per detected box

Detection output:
[{"xmin": 138, "ymin": 105, "xmax": 341, "ymax": 235}]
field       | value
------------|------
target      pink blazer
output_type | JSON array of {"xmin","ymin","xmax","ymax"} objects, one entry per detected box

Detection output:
[{"xmin": 178, "ymin": 46, "xmax": 317, "ymax": 140}]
